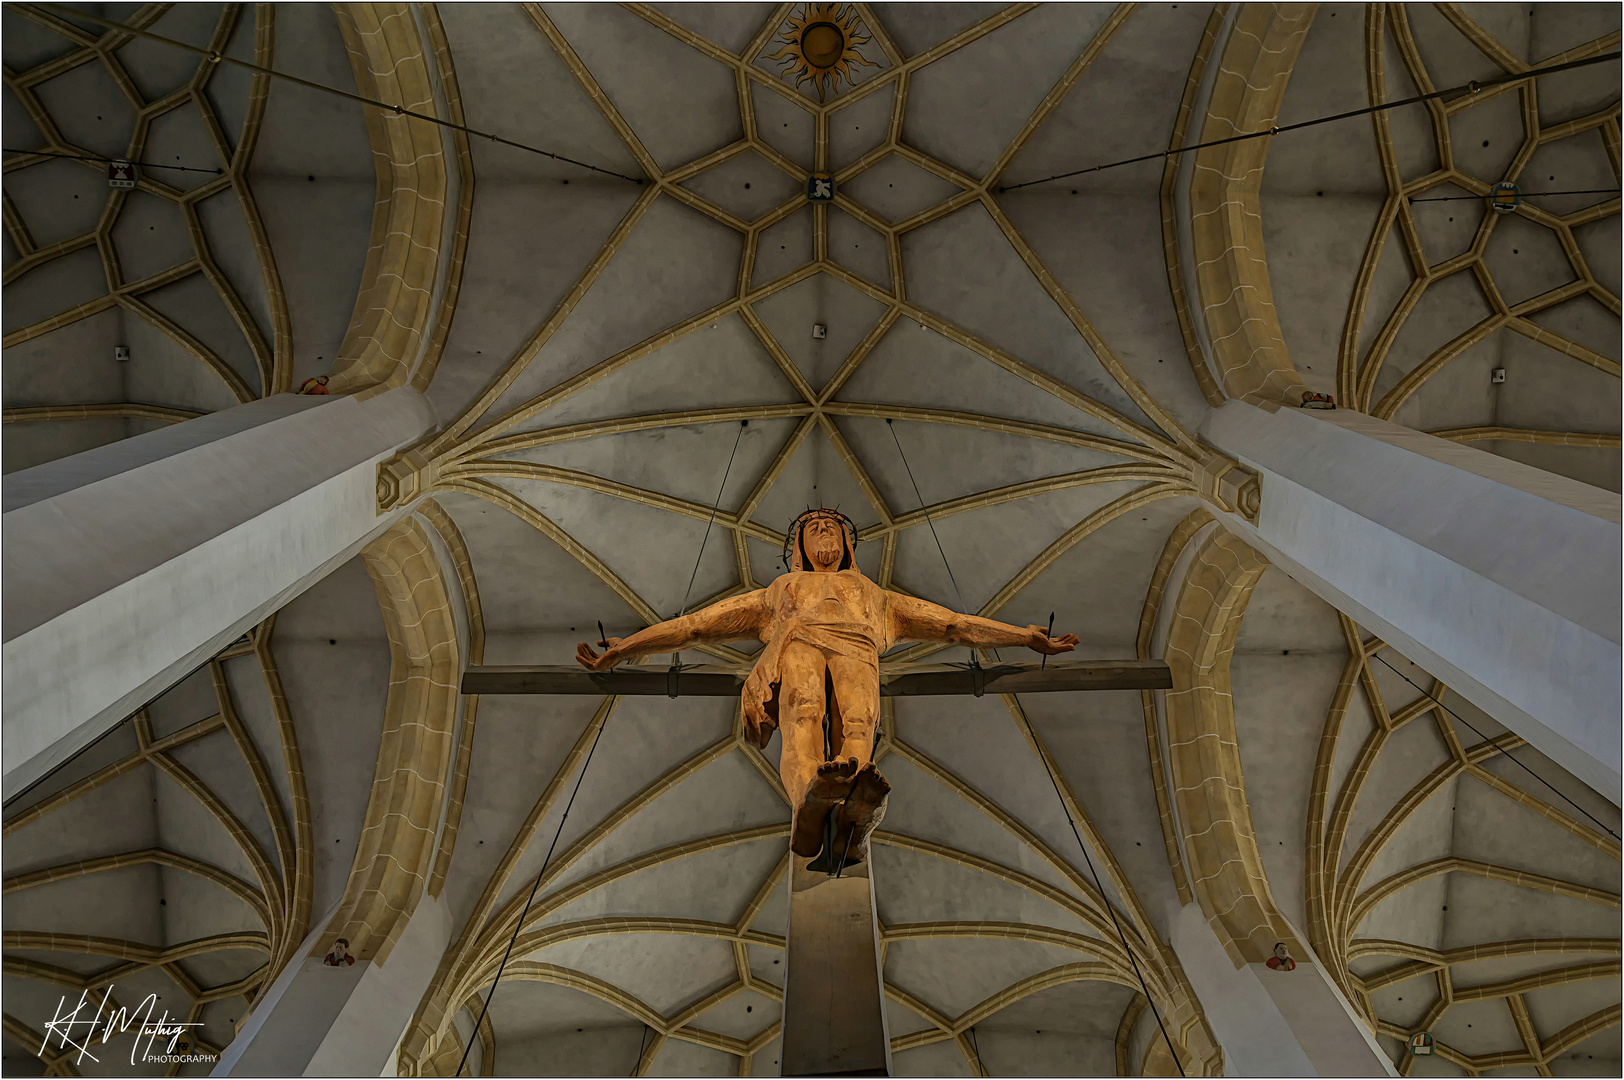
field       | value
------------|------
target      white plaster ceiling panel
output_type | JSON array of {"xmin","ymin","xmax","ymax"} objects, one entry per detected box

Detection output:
[
  {"xmin": 828, "ymin": 204, "xmax": 891, "ymax": 289},
  {"xmin": 1527, "ymin": 130, "xmax": 1623, "ymax": 217},
  {"xmin": 871, "ymin": 844, "xmax": 1090, "ymax": 936},
  {"xmin": 195, "ymin": 188, "xmax": 273, "ymax": 336},
  {"xmin": 118, "ymin": 4, "xmax": 222, "ymax": 101},
  {"xmin": 143, "ymin": 273, "xmax": 263, "ymax": 389},
  {"xmin": 435, "ymin": 496, "xmax": 630, "ymax": 633},
  {"xmin": 521, "ymin": 318, "xmax": 798, "ymax": 431},
  {"xmin": 539, "ymin": 933, "xmax": 739, "ymax": 1016},
  {"xmin": 887, "ymin": 936, "xmax": 1088, "ymax": 1020},
  {"xmin": 834, "ymin": 414, "xmax": 1130, "ymax": 510},
  {"xmin": 142, "ymin": 100, "xmax": 223, "ymax": 194},
  {"xmin": 682, "ymin": 148, "xmax": 804, "ymax": 224},
  {"xmin": 548, "ymin": 754, "xmax": 786, "ymax": 887},
  {"xmin": 647, "ymin": 3, "xmax": 778, "ymax": 57},
  {"xmin": 1022, "ymin": 692, "xmax": 1184, "ymax": 926},
  {"xmin": 543, "ymin": 2, "xmax": 742, "ymax": 173},
  {"xmin": 896, "ymin": 690, "xmax": 1132, "ymax": 887},
  {"xmin": 750, "ymin": 80, "xmax": 815, "ymax": 170},
  {"xmin": 476, "ymin": 195, "xmax": 745, "ymax": 426},
  {"xmin": 1, "ymin": 7, "xmax": 77, "ymax": 71},
  {"xmin": 901, "ymin": 203, "xmax": 1161, "ymax": 434},
  {"xmin": 878, "ymin": 749, "xmax": 1082, "ymax": 897},
  {"xmin": 0, "ymin": 627, "xmax": 341, "ymax": 1069},
  {"xmin": 752, "ymin": 270, "xmax": 890, "ymax": 391},
  {"xmin": 1257, "ymin": 7, "xmax": 1385, "ymax": 196},
  {"xmin": 491, "ymin": 477, "xmax": 741, "ymax": 619},
  {"xmin": 695, "ymin": 986, "xmax": 779, "ymax": 1040},
  {"xmin": 2, "ymin": 3, "xmax": 384, "ymax": 474},
  {"xmin": 4, "ymin": 158, "xmax": 105, "ymax": 248},
  {"xmin": 751, "ymin": 204, "xmax": 814, "ymax": 289},
  {"xmin": 1229, "ymin": 565, "xmax": 1621, "ymax": 1075},
  {"xmin": 840, "ymin": 152, "xmax": 961, "ymax": 223},
  {"xmin": 1406, "ymin": 4, "xmax": 1511, "ymax": 87},
  {"xmin": 1483, "ymin": 212, "xmax": 1581, "ymax": 305},
  {"xmin": 747, "ymin": 425, "xmax": 883, "ymax": 530},
  {"xmin": 31, "ymin": 59, "xmax": 137, "ymax": 161},
  {"xmin": 204, "ymin": 16, "xmax": 259, "ymax": 155},
  {"xmin": 867, "ymin": 3, "xmax": 1007, "ymax": 60},
  {"xmin": 1262, "ymin": 6, "xmax": 1620, "ymax": 493},
  {"xmin": 503, "ymin": 418, "xmax": 796, "ymax": 517},
  {"xmin": 901, "ymin": 5, "xmax": 1116, "ymax": 182},
  {"xmin": 827, "ymin": 82, "xmax": 894, "ymax": 172},
  {"xmin": 536, "ymin": 840, "xmax": 788, "ymax": 930},
  {"xmin": 982, "ymin": 978, "xmax": 1134, "ymax": 1040},
  {"xmin": 1002, "ymin": 187, "xmax": 1219, "ymax": 428},
  {"xmin": 1003, "ymin": 3, "xmax": 1213, "ymax": 193},
  {"xmin": 1410, "ymin": 182, "xmax": 1488, "ymax": 264},
  {"xmin": 832, "ymin": 319, "xmax": 1120, "ymax": 433},
  {"xmin": 1449, "ymin": 89, "xmax": 1533, "ymax": 182},
  {"xmin": 247, "ymin": 6, "xmax": 371, "ymax": 176},
  {"xmin": 3, "ymin": 247, "xmax": 107, "ymax": 335},
  {"xmin": 425, "ymin": 182, "xmax": 647, "ymax": 425},
  {"xmin": 436, "ymin": 694, "xmax": 607, "ymax": 924},
  {"xmin": 1368, "ymin": 272, "xmax": 1496, "ymax": 398},
  {"xmin": 441, "ymin": 3, "xmax": 645, "ymax": 184},
  {"xmin": 649, "ymin": 1037, "xmax": 735, "ymax": 1076},
  {"xmin": 890, "ymin": 482, "xmax": 1145, "ymax": 613}
]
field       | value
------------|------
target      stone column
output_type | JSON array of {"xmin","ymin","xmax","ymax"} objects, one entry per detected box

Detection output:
[
  {"xmin": 1202, "ymin": 399, "xmax": 1621, "ymax": 802},
  {"xmin": 2, "ymin": 387, "xmax": 436, "ymax": 794}
]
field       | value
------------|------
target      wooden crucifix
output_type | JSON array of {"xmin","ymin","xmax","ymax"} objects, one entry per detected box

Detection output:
[{"xmin": 462, "ymin": 508, "xmax": 1170, "ymax": 1075}]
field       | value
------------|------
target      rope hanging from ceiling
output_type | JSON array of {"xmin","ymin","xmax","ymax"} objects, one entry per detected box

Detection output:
[
  {"xmin": 31, "ymin": 2, "xmax": 646, "ymax": 184},
  {"xmin": 885, "ymin": 416, "xmax": 1188, "ymax": 1077},
  {"xmin": 1000, "ymin": 50, "xmax": 1621, "ymax": 192}
]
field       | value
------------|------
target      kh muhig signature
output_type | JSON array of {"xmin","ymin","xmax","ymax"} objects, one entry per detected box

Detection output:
[{"xmin": 39, "ymin": 985, "xmax": 214, "ymax": 1066}]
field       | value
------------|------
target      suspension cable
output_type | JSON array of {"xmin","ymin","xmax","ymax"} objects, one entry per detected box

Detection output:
[
  {"xmin": 30, "ymin": 2, "xmax": 645, "ymax": 183},
  {"xmin": 1000, "ymin": 50, "xmax": 1620, "ymax": 192},
  {"xmin": 454, "ymin": 711, "xmax": 611, "ymax": 1077},
  {"xmin": 2, "ymin": 147, "xmax": 222, "ymax": 175},
  {"xmin": 884, "ymin": 415, "xmax": 1185, "ymax": 1074},
  {"xmin": 1369, "ymin": 651, "xmax": 1620, "ymax": 841}
]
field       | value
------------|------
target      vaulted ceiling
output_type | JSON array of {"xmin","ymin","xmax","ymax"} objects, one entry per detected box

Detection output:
[{"xmin": 3, "ymin": 3, "xmax": 1619, "ymax": 1078}]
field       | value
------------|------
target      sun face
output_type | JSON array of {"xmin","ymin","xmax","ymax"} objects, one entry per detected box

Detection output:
[{"xmin": 767, "ymin": 4, "xmax": 878, "ymax": 102}]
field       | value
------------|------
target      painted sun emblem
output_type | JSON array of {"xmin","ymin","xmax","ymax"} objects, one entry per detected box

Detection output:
[{"xmin": 768, "ymin": 4, "xmax": 879, "ymax": 102}]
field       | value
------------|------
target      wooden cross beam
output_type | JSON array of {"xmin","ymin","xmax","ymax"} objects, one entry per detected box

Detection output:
[
  {"xmin": 461, "ymin": 657, "xmax": 1169, "ymax": 1075},
  {"xmin": 460, "ymin": 659, "xmax": 1171, "ymax": 697}
]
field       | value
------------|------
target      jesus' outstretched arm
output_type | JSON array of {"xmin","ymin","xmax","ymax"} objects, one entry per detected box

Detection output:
[
  {"xmin": 575, "ymin": 589, "xmax": 769, "ymax": 670},
  {"xmin": 888, "ymin": 592, "xmax": 1079, "ymax": 654}
]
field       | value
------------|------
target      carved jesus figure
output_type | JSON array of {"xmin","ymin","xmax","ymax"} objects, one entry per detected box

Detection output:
[{"xmin": 577, "ymin": 509, "xmax": 1078, "ymax": 867}]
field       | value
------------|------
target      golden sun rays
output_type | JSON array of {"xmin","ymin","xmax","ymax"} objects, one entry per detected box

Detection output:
[{"xmin": 767, "ymin": 3, "xmax": 879, "ymax": 102}]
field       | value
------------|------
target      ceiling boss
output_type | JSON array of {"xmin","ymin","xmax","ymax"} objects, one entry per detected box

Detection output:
[
  {"xmin": 578, "ymin": 508, "xmax": 1079, "ymax": 871},
  {"xmin": 768, "ymin": 3, "xmax": 879, "ymax": 102}
]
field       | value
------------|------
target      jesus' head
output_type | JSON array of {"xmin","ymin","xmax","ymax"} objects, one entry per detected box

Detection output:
[{"xmin": 789, "ymin": 509, "xmax": 856, "ymax": 573}]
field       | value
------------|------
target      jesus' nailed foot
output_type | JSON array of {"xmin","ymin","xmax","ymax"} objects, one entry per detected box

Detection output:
[{"xmin": 796, "ymin": 759, "xmax": 891, "ymax": 873}]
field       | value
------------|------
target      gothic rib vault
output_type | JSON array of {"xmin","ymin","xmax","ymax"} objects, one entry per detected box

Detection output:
[{"xmin": 2, "ymin": 3, "xmax": 1619, "ymax": 1077}]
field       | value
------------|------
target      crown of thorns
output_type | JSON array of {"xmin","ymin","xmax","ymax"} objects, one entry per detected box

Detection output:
[{"xmin": 781, "ymin": 507, "xmax": 859, "ymax": 567}]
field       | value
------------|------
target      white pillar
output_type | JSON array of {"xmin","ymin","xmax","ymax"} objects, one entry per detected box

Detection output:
[
  {"xmin": 1202, "ymin": 400, "xmax": 1622, "ymax": 801},
  {"xmin": 212, "ymin": 893, "xmax": 457, "ymax": 1078},
  {"xmin": 1165, "ymin": 903, "xmax": 1396, "ymax": 1077},
  {"xmin": 2, "ymin": 388, "xmax": 436, "ymax": 794}
]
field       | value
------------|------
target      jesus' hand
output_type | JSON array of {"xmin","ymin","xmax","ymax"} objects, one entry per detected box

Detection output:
[
  {"xmin": 575, "ymin": 637, "xmax": 624, "ymax": 671},
  {"xmin": 1027, "ymin": 626, "xmax": 1080, "ymax": 655}
]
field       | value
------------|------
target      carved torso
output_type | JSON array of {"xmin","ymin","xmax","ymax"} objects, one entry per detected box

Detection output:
[
  {"xmin": 743, "ymin": 570, "xmax": 893, "ymax": 708},
  {"xmin": 762, "ymin": 569, "xmax": 892, "ymax": 661}
]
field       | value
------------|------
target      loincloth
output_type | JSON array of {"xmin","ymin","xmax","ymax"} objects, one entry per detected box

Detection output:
[{"xmin": 742, "ymin": 618, "xmax": 880, "ymax": 722}]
